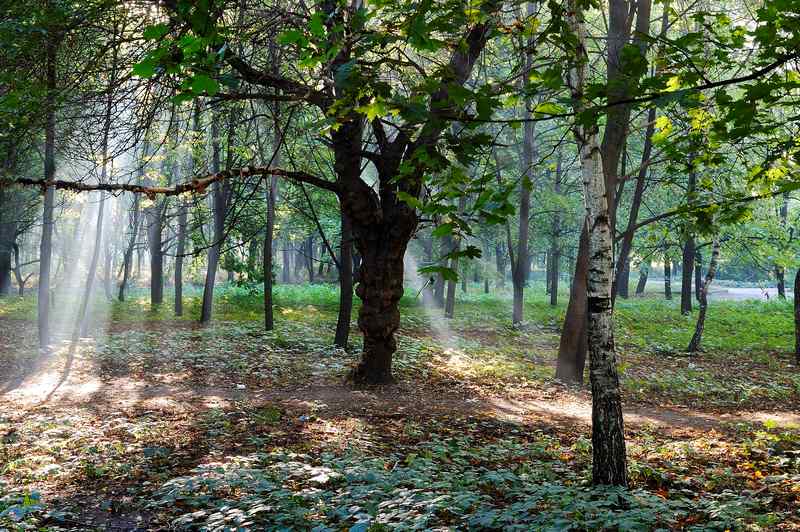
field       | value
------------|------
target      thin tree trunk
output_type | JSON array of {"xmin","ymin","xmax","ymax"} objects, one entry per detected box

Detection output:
[
  {"xmin": 694, "ymin": 249, "xmax": 702, "ymax": 302},
  {"xmin": 794, "ymin": 268, "xmax": 800, "ymax": 366},
  {"xmin": 635, "ymin": 261, "xmax": 649, "ymax": 295},
  {"xmin": 174, "ymin": 203, "xmax": 187, "ymax": 316},
  {"xmin": 38, "ymin": 36, "xmax": 58, "ymax": 349},
  {"xmin": 334, "ymin": 211, "xmax": 353, "ymax": 348},
  {"xmin": 147, "ymin": 203, "xmax": 164, "ymax": 306},
  {"xmin": 777, "ymin": 194, "xmax": 788, "ymax": 299},
  {"xmin": 75, "ymin": 195, "xmax": 105, "ymax": 339},
  {"xmin": 445, "ymin": 196, "xmax": 466, "ymax": 319},
  {"xmin": 687, "ymin": 239, "xmax": 720, "ymax": 353},
  {"xmin": 681, "ymin": 237, "xmax": 695, "ymax": 314},
  {"xmin": 118, "ymin": 195, "xmax": 140, "ymax": 301},
  {"xmin": 263, "ymin": 177, "xmax": 277, "ymax": 329},
  {"xmin": 664, "ymin": 257, "xmax": 672, "ymax": 299},
  {"xmin": 200, "ymin": 114, "xmax": 226, "ymax": 324},
  {"xmin": 617, "ymin": 259, "xmax": 630, "ymax": 299},
  {"xmin": 281, "ymin": 240, "xmax": 291, "ymax": 283}
]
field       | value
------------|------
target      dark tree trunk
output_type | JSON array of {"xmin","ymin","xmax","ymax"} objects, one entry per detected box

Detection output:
[
  {"xmin": 0, "ymin": 220, "xmax": 13, "ymax": 297},
  {"xmin": 681, "ymin": 237, "xmax": 695, "ymax": 314},
  {"xmin": 555, "ymin": 226, "xmax": 588, "ymax": 383},
  {"xmin": 635, "ymin": 261, "xmax": 649, "ymax": 295},
  {"xmin": 334, "ymin": 211, "xmax": 353, "ymax": 349},
  {"xmin": 38, "ymin": 37, "xmax": 58, "ymax": 349},
  {"xmin": 617, "ymin": 259, "xmax": 630, "ymax": 299},
  {"xmin": 174, "ymin": 202, "xmax": 187, "ymax": 316},
  {"xmin": 201, "ymin": 115, "xmax": 228, "ymax": 324},
  {"xmin": 12, "ymin": 244, "xmax": 26, "ymax": 296},
  {"xmin": 777, "ymin": 266, "xmax": 786, "ymax": 300},
  {"xmin": 264, "ymin": 174, "xmax": 278, "ymax": 330},
  {"xmin": 664, "ymin": 258, "xmax": 672, "ymax": 299},
  {"xmin": 484, "ymin": 278, "xmax": 489, "ymax": 293},
  {"xmin": 687, "ymin": 239, "xmax": 720, "ymax": 353},
  {"xmin": 118, "ymin": 195, "xmax": 140, "ymax": 301},
  {"xmin": 550, "ymin": 249, "xmax": 560, "ymax": 306},
  {"xmin": 794, "ymin": 268, "xmax": 800, "ymax": 366},
  {"xmin": 777, "ymin": 195, "xmax": 788, "ymax": 299},
  {"xmin": 352, "ymin": 253, "xmax": 361, "ymax": 284},
  {"xmin": 147, "ymin": 203, "xmax": 164, "ymax": 306},
  {"xmin": 694, "ymin": 250, "xmax": 702, "ymax": 302},
  {"xmin": 445, "ymin": 196, "xmax": 466, "ymax": 319}
]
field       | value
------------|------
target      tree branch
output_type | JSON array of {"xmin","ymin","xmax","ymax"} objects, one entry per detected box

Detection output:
[{"xmin": 3, "ymin": 166, "xmax": 339, "ymax": 196}]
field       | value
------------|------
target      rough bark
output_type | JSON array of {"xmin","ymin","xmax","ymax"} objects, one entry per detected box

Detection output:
[
  {"xmin": 38, "ymin": 36, "xmax": 58, "ymax": 349},
  {"xmin": 680, "ymin": 237, "xmax": 695, "ymax": 314},
  {"xmin": 118, "ymin": 194, "xmax": 140, "ymax": 301},
  {"xmin": 635, "ymin": 261, "xmax": 649, "ymax": 295},
  {"xmin": 567, "ymin": 0, "xmax": 629, "ymax": 486},
  {"xmin": 200, "ymin": 114, "xmax": 229, "ymax": 324},
  {"xmin": 794, "ymin": 268, "xmax": 800, "ymax": 366},
  {"xmin": 555, "ymin": 226, "xmax": 588, "ymax": 383},
  {"xmin": 687, "ymin": 239, "xmax": 720, "ymax": 353},
  {"xmin": 174, "ymin": 201, "xmax": 187, "ymax": 316},
  {"xmin": 334, "ymin": 211, "xmax": 353, "ymax": 348},
  {"xmin": 0, "ymin": 196, "xmax": 15, "ymax": 296},
  {"xmin": 147, "ymin": 202, "xmax": 164, "ymax": 306},
  {"xmin": 777, "ymin": 194, "xmax": 788, "ymax": 299},
  {"xmin": 556, "ymin": 0, "xmax": 652, "ymax": 381},
  {"xmin": 694, "ymin": 249, "xmax": 702, "ymax": 302}
]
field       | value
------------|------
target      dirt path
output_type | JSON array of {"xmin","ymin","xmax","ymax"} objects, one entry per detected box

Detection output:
[{"xmin": 3, "ymin": 347, "xmax": 798, "ymax": 434}]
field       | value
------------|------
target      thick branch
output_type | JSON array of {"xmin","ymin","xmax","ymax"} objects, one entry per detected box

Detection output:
[{"xmin": 4, "ymin": 166, "xmax": 338, "ymax": 196}]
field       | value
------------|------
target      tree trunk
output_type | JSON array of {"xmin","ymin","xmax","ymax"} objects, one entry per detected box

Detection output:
[
  {"xmin": 200, "ymin": 114, "xmax": 227, "ymax": 324},
  {"xmin": 38, "ymin": 37, "xmax": 58, "ymax": 349},
  {"xmin": 794, "ymin": 268, "xmax": 800, "ymax": 366},
  {"xmin": 334, "ymin": 211, "xmax": 353, "ymax": 348},
  {"xmin": 694, "ymin": 249, "xmax": 703, "ymax": 302},
  {"xmin": 567, "ymin": 0, "xmax": 634, "ymax": 487},
  {"xmin": 664, "ymin": 257, "xmax": 672, "ymax": 299},
  {"xmin": 555, "ymin": 226, "xmax": 588, "ymax": 383},
  {"xmin": 147, "ymin": 203, "xmax": 164, "ymax": 306},
  {"xmin": 635, "ymin": 261, "xmax": 649, "ymax": 295},
  {"xmin": 681, "ymin": 237, "xmax": 695, "ymax": 314},
  {"xmin": 281, "ymin": 240, "xmax": 291, "ymax": 283},
  {"xmin": 0, "ymin": 214, "xmax": 13, "ymax": 297},
  {"xmin": 264, "ymin": 173, "xmax": 278, "ymax": 330},
  {"xmin": 687, "ymin": 239, "xmax": 720, "ymax": 353},
  {"xmin": 550, "ymin": 251, "xmax": 560, "ymax": 306},
  {"xmin": 777, "ymin": 194, "xmax": 788, "ymax": 299},
  {"xmin": 118, "ymin": 195, "xmax": 140, "ymax": 301},
  {"xmin": 512, "ymin": 14, "xmax": 536, "ymax": 325},
  {"xmin": 174, "ymin": 202, "xmax": 187, "ymax": 316},
  {"xmin": 549, "ymin": 150, "xmax": 562, "ymax": 307},
  {"xmin": 12, "ymin": 244, "xmax": 26, "ymax": 296},
  {"xmin": 75, "ymin": 194, "xmax": 106, "ymax": 338},
  {"xmin": 617, "ymin": 259, "xmax": 630, "ymax": 299}
]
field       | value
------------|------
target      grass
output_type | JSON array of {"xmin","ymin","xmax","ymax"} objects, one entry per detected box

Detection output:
[{"xmin": 1, "ymin": 281, "xmax": 799, "ymax": 530}]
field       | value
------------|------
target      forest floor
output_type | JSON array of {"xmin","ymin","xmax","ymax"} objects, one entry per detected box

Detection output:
[{"xmin": 0, "ymin": 283, "xmax": 799, "ymax": 530}]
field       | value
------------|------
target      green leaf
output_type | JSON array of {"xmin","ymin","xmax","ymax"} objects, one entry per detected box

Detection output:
[
  {"xmin": 190, "ymin": 74, "xmax": 219, "ymax": 96},
  {"xmin": 132, "ymin": 61, "xmax": 156, "ymax": 78},
  {"xmin": 431, "ymin": 223, "xmax": 454, "ymax": 238},
  {"xmin": 143, "ymin": 23, "xmax": 169, "ymax": 40},
  {"xmin": 396, "ymin": 191, "xmax": 423, "ymax": 210}
]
